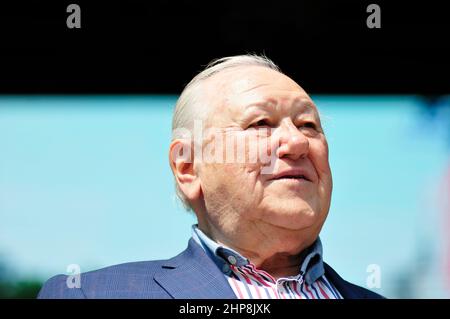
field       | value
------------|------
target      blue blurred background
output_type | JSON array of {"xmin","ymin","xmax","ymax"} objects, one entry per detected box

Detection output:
[{"xmin": 1, "ymin": 95, "xmax": 449, "ymax": 298}]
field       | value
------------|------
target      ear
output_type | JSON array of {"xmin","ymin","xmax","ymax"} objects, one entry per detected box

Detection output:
[{"xmin": 169, "ymin": 139, "xmax": 202, "ymax": 203}]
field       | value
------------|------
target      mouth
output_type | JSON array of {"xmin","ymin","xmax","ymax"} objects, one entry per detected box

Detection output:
[
  {"xmin": 269, "ymin": 170, "xmax": 313, "ymax": 183},
  {"xmin": 272, "ymin": 174, "xmax": 310, "ymax": 182}
]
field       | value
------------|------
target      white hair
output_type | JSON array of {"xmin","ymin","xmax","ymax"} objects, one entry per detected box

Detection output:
[{"xmin": 171, "ymin": 54, "xmax": 282, "ymax": 211}]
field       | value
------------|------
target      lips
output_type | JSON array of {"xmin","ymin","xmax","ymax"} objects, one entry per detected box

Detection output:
[{"xmin": 269, "ymin": 168, "xmax": 313, "ymax": 182}]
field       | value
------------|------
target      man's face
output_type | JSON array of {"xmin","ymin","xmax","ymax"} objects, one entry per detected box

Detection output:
[{"xmin": 195, "ymin": 66, "xmax": 332, "ymax": 243}]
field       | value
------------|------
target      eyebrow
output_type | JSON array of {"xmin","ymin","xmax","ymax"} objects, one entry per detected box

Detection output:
[{"xmin": 243, "ymin": 97, "xmax": 318, "ymax": 115}]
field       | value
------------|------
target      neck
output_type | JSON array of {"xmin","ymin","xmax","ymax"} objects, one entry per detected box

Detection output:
[
  {"xmin": 245, "ymin": 250, "xmax": 305, "ymax": 279},
  {"xmin": 197, "ymin": 220, "xmax": 317, "ymax": 279}
]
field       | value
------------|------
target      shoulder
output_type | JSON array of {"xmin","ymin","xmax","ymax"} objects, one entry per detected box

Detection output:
[
  {"xmin": 38, "ymin": 239, "xmax": 203, "ymax": 299},
  {"xmin": 324, "ymin": 262, "xmax": 385, "ymax": 299},
  {"xmin": 37, "ymin": 260, "xmax": 168, "ymax": 299}
]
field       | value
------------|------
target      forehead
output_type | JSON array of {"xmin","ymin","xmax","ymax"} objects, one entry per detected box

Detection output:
[{"xmin": 202, "ymin": 66, "xmax": 317, "ymax": 119}]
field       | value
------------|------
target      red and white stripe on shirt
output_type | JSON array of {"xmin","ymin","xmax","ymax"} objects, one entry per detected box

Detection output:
[{"xmin": 226, "ymin": 263, "xmax": 342, "ymax": 299}]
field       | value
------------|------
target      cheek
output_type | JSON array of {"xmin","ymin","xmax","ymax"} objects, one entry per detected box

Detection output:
[
  {"xmin": 309, "ymin": 138, "xmax": 331, "ymax": 178},
  {"xmin": 308, "ymin": 139, "xmax": 333, "ymax": 207},
  {"xmin": 200, "ymin": 164, "xmax": 265, "ymax": 220},
  {"xmin": 201, "ymin": 163, "xmax": 261, "ymax": 194},
  {"xmin": 225, "ymin": 163, "xmax": 262, "ymax": 189}
]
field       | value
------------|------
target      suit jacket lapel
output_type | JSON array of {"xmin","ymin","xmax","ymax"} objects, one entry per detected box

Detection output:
[
  {"xmin": 324, "ymin": 262, "xmax": 364, "ymax": 299},
  {"xmin": 154, "ymin": 238, "xmax": 237, "ymax": 299}
]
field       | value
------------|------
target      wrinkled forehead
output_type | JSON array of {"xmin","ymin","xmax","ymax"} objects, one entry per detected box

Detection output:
[{"xmin": 200, "ymin": 66, "xmax": 318, "ymax": 123}]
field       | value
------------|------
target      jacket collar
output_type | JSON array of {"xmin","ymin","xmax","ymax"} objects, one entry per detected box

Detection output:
[
  {"xmin": 323, "ymin": 262, "xmax": 383, "ymax": 299},
  {"xmin": 153, "ymin": 238, "xmax": 237, "ymax": 299}
]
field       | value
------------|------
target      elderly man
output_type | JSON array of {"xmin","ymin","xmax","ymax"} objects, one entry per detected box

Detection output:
[{"xmin": 38, "ymin": 55, "xmax": 383, "ymax": 299}]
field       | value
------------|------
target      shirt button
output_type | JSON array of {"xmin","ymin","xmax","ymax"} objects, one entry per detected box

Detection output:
[
  {"xmin": 227, "ymin": 256, "xmax": 237, "ymax": 265},
  {"xmin": 222, "ymin": 264, "xmax": 230, "ymax": 273}
]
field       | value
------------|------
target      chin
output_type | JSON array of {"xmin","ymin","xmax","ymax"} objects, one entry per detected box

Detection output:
[{"xmin": 261, "ymin": 204, "xmax": 321, "ymax": 231}]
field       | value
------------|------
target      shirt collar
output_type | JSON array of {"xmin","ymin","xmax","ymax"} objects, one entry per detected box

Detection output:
[{"xmin": 191, "ymin": 224, "xmax": 325, "ymax": 285}]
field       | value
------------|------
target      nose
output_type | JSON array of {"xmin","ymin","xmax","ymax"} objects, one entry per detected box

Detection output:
[{"xmin": 275, "ymin": 120, "xmax": 309, "ymax": 160}]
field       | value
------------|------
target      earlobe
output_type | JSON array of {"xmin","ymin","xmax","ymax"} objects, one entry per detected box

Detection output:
[{"xmin": 169, "ymin": 140, "xmax": 202, "ymax": 202}]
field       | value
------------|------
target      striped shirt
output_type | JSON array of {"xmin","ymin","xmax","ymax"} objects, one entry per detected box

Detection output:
[{"xmin": 192, "ymin": 225, "xmax": 342, "ymax": 299}]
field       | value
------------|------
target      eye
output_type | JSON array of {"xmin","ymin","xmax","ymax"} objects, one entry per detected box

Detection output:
[
  {"xmin": 300, "ymin": 122, "xmax": 317, "ymax": 130},
  {"xmin": 249, "ymin": 119, "xmax": 271, "ymax": 128}
]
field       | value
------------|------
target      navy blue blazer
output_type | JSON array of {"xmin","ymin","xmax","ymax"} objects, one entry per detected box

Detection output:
[{"xmin": 38, "ymin": 238, "xmax": 384, "ymax": 299}]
